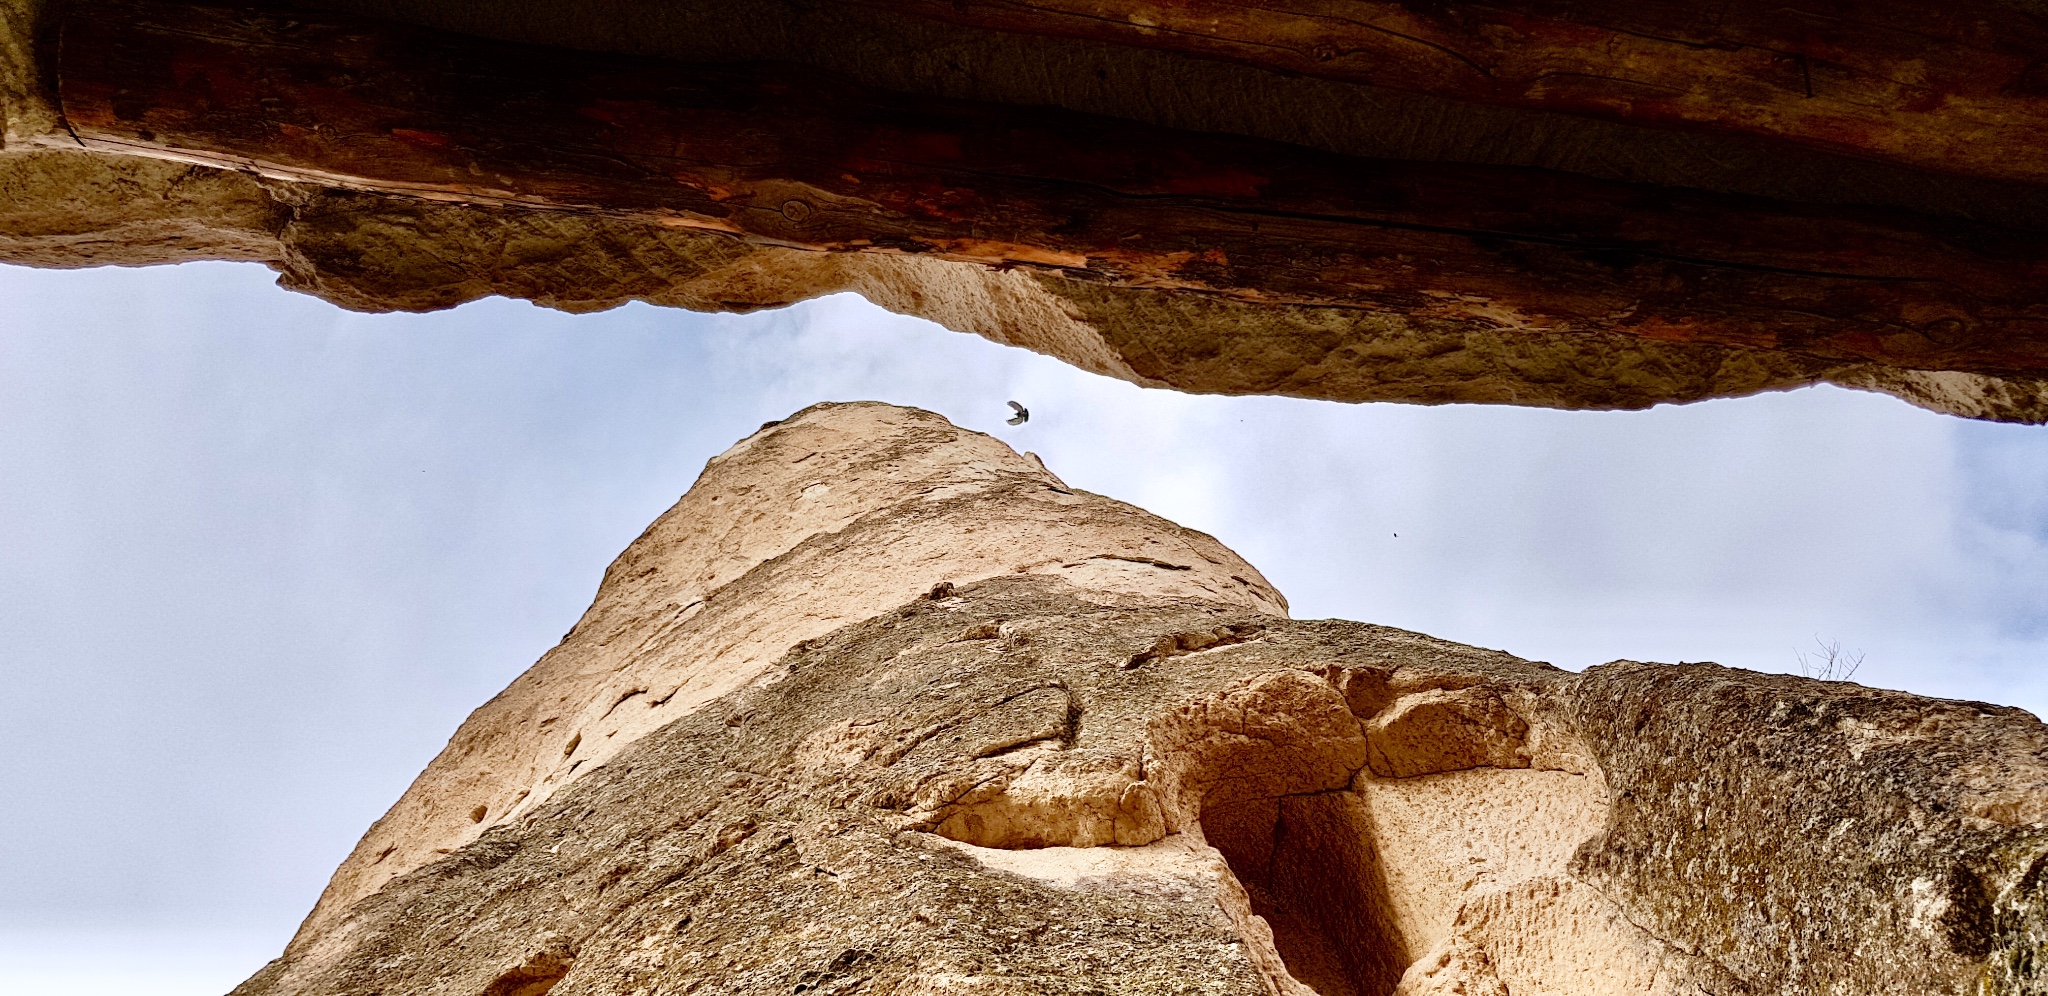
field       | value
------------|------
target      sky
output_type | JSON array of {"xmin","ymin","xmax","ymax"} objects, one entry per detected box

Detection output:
[{"xmin": 2, "ymin": 260, "xmax": 2044, "ymax": 994}]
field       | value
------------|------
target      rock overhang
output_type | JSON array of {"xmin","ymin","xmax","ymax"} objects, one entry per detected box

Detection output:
[{"xmin": 5, "ymin": 0, "xmax": 2048, "ymax": 421}]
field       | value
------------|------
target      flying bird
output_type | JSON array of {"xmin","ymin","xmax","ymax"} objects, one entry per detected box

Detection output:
[{"xmin": 1007, "ymin": 400, "xmax": 1030, "ymax": 425}]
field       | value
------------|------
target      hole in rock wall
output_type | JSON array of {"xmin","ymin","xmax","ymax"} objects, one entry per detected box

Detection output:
[
  {"xmin": 481, "ymin": 945, "xmax": 574, "ymax": 996},
  {"xmin": 1180, "ymin": 673, "xmax": 1611, "ymax": 996},
  {"xmin": 1204, "ymin": 794, "xmax": 1404, "ymax": 996}
]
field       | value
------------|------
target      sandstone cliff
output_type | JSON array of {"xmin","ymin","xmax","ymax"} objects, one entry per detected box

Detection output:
[{"xmin": 239, "ymin": 403, "xmax": 2047, "ymax": 996}]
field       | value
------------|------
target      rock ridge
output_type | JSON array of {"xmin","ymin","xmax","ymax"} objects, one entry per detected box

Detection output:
[
  {"xmin": 245, "ymin": 403, "xmax": 2048, "ymax": 996},
  {"xmin": 300, "ymin": 401, "xmax": 1284, "ymax": 937}
]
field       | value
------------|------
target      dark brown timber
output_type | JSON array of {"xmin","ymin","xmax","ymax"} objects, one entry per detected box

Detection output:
[
  {"xmin": 55, "ymin": 0, "xmax": 2048, "ymax": 377},
  {"xmin": 847, "ymin": 0, "xmax": 2048, "ymax": 187}
]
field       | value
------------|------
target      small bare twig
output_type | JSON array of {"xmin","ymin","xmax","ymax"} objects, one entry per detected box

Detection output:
[{"xmin": 1795, "ymin": 635, "xmax": 1864, "ymax": 682}]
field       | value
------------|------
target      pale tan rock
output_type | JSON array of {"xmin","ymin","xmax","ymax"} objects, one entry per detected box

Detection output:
[
  {"xmin": 229, "ymin": 404, "xmax": 2048, "ymax": 996},
  {"xmin": 936, "ymin": 832, "xmax": 1319, "ymax": 995},
  {"xmin": 0, "ymin": 150, "xmax": 286, "ymax": 266},
  {"xmin": 1353, "ymin": 767, "xmax": 1609, "ymax": 960},
  {"xmin": 300, "ymin": 401, "xmax": 1285, "ymax": 938},
  {"xmin": 1396, "ymin": 877, "xmax": 1710, "ymax": 996},
  {"xmin": 1363, "ymin": 687, "xmax": 1530, "ymax": 778}
]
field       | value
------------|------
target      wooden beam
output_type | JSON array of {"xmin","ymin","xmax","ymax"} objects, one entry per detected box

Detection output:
[
  {"xmin": 56, "ymin": 0, "xmax": 2048, "ymax": 376},
  {"xmin": 846, "ymin": 0, "xmax": 2048, "ymax": 187}
]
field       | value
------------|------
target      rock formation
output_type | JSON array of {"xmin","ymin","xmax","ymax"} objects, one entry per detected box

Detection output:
[
  {"xmin": 6, "ymin": 0, "xmax": 2048, "ymax": 421},
  {"xmin": 235, "ymin": 403, "xmax": 2048, "ymax": 996}
]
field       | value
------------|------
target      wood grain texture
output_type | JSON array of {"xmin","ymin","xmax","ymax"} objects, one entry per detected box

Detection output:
[
  {"xmin": 847, "ymin": 0, "xmax": 2048, "ymax": 186},
  {"xmin": 55, "ymin": 0, "xmax": 2048, "ymax": 376}
]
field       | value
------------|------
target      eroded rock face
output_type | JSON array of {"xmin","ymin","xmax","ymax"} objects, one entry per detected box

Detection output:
[
  {"xmin": 7, "ymin": 0, "xmax": 2048, "ymax": 421},
  {"xmin": 241, "ymin": 403, "xmax": 2048, "ymax": 996},
  {"xmin": 302, "ymin": 402, "xmax": 1284, "ymax": 935},
  {"xmin": 9, "ymin": 147, "xmax": 2043, "ymax": 422}
]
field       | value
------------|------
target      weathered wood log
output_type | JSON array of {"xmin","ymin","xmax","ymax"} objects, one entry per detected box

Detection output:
[
  {"xmin": 847, "ymin": 0, "xmax": 2048, "ymax": 187},
  {"xmin": 55, "ymin": 0, "xmax": 2048, "ymax": 377}
]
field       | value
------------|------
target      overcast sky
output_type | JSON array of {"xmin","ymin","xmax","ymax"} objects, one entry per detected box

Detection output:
[{"xmin": 3, "ymin": 260, "xmax": 2044, "ymax": 994}]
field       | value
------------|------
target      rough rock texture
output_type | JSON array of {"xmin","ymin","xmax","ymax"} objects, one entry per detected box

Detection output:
[
  {"xmin": 7, "ymin": 0, "xmax": 2048, "ymax": 421},
  {"xmin": 242, "ymin": 403, "xmax": 2048, "ymax": 996},
  {"xmin": 0, "ymin": 0, "xmax": 56, "ymax": 148},
  {"xmin": 6, "ymin": 148, "xmax": 2044, "ymax": 422},
  {"xmin": 303, "ymin": 403, "xmax": 1285, "ymax": 937}
]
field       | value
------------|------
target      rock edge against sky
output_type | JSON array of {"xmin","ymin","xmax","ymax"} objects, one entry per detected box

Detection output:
[{"xmin": 238, "ymin": 402, "xmax": 2048, "ymax": 996}]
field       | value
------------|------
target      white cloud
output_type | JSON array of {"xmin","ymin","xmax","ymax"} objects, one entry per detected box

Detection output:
[{"xmin": 0, "ymin": 929, "xmax": 284, "ymax": 996}]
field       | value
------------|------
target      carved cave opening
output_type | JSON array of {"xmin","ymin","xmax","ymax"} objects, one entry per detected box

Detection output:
[
  {"xmin": 1203, "ymin": 792, "xmax": 1406, "ymax": 996},
  {"xmin": 1176, "ymin": 673, "xmax": 1615, "ymax": 996}
]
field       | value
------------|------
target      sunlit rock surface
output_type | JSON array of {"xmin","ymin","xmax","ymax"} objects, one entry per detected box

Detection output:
[{"xmin": 239, "ymin": 403, "xmax": 2048, "ymax": 996}]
